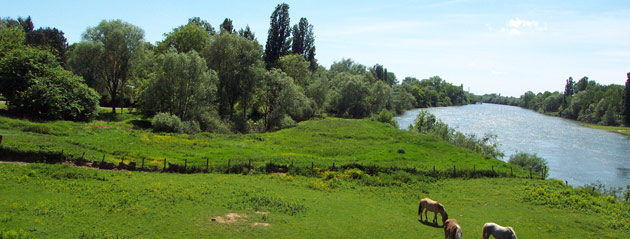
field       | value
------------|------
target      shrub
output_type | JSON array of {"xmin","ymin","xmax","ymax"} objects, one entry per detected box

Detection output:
[
  {"xmin": 152, "ymin": 112, "xmax": 183, "ymax": 133},
  {"xmin": 196, "ymin": 111, "xmax": 231, "ymax": 134},
  {"xmin": 21, "ymin": 125, "xmax": 52, "ymax": 134},
  {"xmin": 182, "ymin": 121, "xmax": 201, "ymax": 134},
  {"xmin": 509, "ymin": 152, "xmax": 548, "ymax": 177},
  {"xmin": 372, "ymin": 109, "xmax": 398, "ymax": 128}
]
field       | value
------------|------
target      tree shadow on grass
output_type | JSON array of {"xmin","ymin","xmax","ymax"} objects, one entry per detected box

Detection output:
[
  {"xmin": 418, "ymin": 219, "xmax": 443, "ymax": 228},
  {"xmin": 130, "ymin": 119, "xmax": 152, "ymax": 129}
]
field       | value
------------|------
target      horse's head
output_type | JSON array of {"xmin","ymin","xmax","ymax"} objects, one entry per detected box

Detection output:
[{"xmin": 438, "ymin": 204, "xmax": 448, "ymax": 223}]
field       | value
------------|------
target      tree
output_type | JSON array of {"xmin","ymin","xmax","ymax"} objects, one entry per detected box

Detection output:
[
  {"xmin": 562, "ymin": 77, "xmax": 575, "ymax": 108},
  {"xmin": 330, "ymin": 58, "xmax": 366, "ymax": 75},
  {"xmin": 187, "ymin": 17, "xmax": 215, "ymax": 35},
  {"xmin": 575, "ymin": 76, "xmax": 589, "ymax": 93},
  {"xmin": 25, "ymin": 27, "xmax": 68, "ymax": 65},
  {"xmin": 220, "ymin": 18, "xmax": 234, "ymax": 34},
  {"xmin": 238, "ymin": 25, "xmax": 256, "ymax": 41},
  {"xmin": 258, "ymin": 69, "xmax": 310, "ymax": 130},
  {"xmin": 17, "ymin": 16, "xmax": 33, "ymax": 33},
  {"xmin": 81, "ymin": 19, "xmax": 145, "ymax": 114},
  {"xmin": 156, "ymin": 23, "xmax": 210, "ymax": 54},
  {"xmin": 203, "ymin": 33, "xmax": 264, "ymax": 120},
  {"xmin": 140, "ymin": 49, "xmax": 217, "ymax": 121},
  {"xmin": 68, "ymin": 41, "xmax": 106, "ymax": 95},
  {"xmin": 0, "ymin": 27, "xmax": 25, "ymax": 58},
  {"xmin": 264, "ymin": 3, "xmax": 291, "ymax": 69},
  {"xmin": 0, "ymin": 46, "xmax": 99, "ymax": 121},
  {"xmin": 278, "ymin": 54, "xmax": 310, "ymax": 89},
  {"xmin": 624, "ymin": 72, "xmax": 630, "ymax": 126},
  {"xmin": 291, "ymin": 17, "xmax": 316, "ymax": 70},
  {"xmin": 520, "ymin": 91, "xmax": 536, "ymax": 109}
]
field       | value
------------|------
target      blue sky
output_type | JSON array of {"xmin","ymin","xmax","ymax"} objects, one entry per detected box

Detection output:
[{"xmin": 4, "ymin": 0, "xmax": 630, "ymax": 96}]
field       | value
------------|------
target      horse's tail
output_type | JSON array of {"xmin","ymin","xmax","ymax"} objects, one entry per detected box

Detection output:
[
  {"xmin": 455, "ymin": 225, "xmax": 462, "ymax": 239},
  {"xmin": 418, "ymin": 201, "xmax": 423, "ymax": 215}
]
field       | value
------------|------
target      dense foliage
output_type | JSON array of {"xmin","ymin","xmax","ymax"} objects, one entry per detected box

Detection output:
[
  {"xmin": 409, "ymin": 110, "xmax": 504, "ymax": 159},
  {"xmin": 508, "ymin": 152, "xmax": 548, "ymax": 178},
  {"xmin": 479, "ymin": 75, "xmax": 628, "ymax": 126},
  {"xmin": 0, "ymin": 24, "xmax": 99, "ymax": 121}
]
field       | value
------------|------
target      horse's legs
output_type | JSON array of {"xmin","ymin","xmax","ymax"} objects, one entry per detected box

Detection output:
[{"xmin": 433, "ymin": 212, "xmax": 437, "ymax": 224}]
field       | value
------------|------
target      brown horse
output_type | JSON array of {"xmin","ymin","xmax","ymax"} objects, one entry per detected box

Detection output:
[
  {"xmin": 444, "ymin": 219, "xmax": 462, "ymax": 239},
  {"xmin": 418, "ymin": 198, "xmax": 448, "ymax": 226},
  {"xmin": 482, "ymin": 222, "xmax": 517, "ymax": 239}
]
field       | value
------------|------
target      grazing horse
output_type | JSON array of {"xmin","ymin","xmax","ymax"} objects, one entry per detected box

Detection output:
[
  {"xmin": 444, "ymin": 219, "xmax": 462, "ymax": 239},
  {"xmin": 418, "ymin": 198, "xmax": 448, "ymax": 226},
  {"xmin": 482, "ymin": 222, "xmax": 517, "ymax": 239}
]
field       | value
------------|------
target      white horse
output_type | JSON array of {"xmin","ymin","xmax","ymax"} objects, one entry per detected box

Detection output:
[{"xmin": 482, "ymin": 222, "xmax": 517, "ymax": 239}]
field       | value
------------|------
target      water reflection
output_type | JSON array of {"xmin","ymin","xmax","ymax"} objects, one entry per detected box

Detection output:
[{"xmin": 394, "ymin": 104, "xmax": 630, "ymax": 188}]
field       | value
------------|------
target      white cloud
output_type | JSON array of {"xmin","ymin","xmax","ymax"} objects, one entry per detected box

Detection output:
[
  {"xmin": 499, "ymin": 18, "xmax": 544, "ymax": 36},
  {"xmin": 508, "ymin": 18, "xmax": 539, "ymax": 28},
  {"xmin": 500, "ymin": 27, "xmax": 521, "ymax": 35}
]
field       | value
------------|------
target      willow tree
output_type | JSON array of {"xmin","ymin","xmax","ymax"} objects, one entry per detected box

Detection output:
[
  {"xmin": 77, "ymin": 19, "xmax": 145, "ymax": 114},
  {"xmin": 203, "ymin": 33, "xmax": 264, "ymax": 120}
]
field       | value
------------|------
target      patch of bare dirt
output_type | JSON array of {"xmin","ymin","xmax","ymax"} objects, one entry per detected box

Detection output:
[
  {"xmin": 251, "ymin": 222, "xmax": 270, "ymax": 227},
  {"xmin": 212, "ymin": 213, "xmax": 247, "ymax": 224},
  {"xmin": 255, "ymin": 211, "xmax": 269, "ymax": 215}
]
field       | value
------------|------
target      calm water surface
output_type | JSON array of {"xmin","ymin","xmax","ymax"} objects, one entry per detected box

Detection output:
[{"xmin": 394, "ymin": 103, "xmax": 630, "ymax": 188}]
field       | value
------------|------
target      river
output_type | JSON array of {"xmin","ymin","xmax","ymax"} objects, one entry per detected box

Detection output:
[{"xmin": 394, "ymin": 103, "xmax": 630, "ymax": 188}]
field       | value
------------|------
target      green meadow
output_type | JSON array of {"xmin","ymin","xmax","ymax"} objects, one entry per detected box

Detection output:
[{"xmin": 0, "ymin": 112, "xmax": 628, "ymax": 238}]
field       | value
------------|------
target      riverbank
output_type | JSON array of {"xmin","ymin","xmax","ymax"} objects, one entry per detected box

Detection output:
[{"xmin": 580, "ymin": 123, "xmax": 630, "ymax": 136}]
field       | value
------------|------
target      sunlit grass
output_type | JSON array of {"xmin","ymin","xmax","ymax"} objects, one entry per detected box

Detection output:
[{"xmin": 0, "ymin": 163, "xmax": 626, "ymax": 238}]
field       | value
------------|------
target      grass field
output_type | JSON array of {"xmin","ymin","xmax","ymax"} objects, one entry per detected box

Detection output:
[
  {"xmin": 0, "ymin": 163, "xmax": 627, "ymax": 238},
  {"xmin": 581, "ymin": 123, "xmax": 630, "ymax": 136},
  {"xmin": 0, "ymin": 111, "xmax": 628, "ymax": 238},
  {"xmin": 0, "ymin": 112, "xmax": 520, "ymax": 175}
]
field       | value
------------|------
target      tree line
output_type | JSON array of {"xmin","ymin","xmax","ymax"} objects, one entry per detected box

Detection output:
[
  {"xmin": 0, "ymin": 3, "xmax": 470, "ymax": 134},
  {"xmin": 474, "ymin": 75, "xmax": 630, "ymax": 126}
]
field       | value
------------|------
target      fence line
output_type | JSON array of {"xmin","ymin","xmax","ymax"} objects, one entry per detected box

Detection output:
[{"xmin": 0, "ymin": 147, "xmax": 547, "ymax": 180}]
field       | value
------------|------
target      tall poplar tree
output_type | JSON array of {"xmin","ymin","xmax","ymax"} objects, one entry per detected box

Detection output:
[
  {"xmin": 291, "ymin": 17, "xmax": 316, "ymax": 71},
  {"xmin": 264, "ymin": 3, "xmax": 291, "ymax": 69}
]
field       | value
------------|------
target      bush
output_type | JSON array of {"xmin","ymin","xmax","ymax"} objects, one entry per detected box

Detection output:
[
  {"xmin": 509, "ymin": 152, "xmax": 548, "ymax": 176},
  {"xmin": 372, "ymin": 109, "xmax": 398, "ymax": 128},
  {"xmin": 152, "ymin": 112, "xmax": 183, "ymax": 133},
  {"xmin": 196, "ymin": 111, "xmax": 231, "ymax": 134},
  {"xmin": 0, "ymin": 47, "xmax": 100, "ymax": 121},
  {"xmin": 182, "ymin": 121, "xmax": 201, "ymax": 134}
]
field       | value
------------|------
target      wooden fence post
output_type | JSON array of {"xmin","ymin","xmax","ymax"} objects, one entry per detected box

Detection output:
[
  {"xmin": 163, "ymin": 158, "xmax": 167, "ymax": 171},
  {"xmin": 184, "ymin": 159, "xmax": 187, "ymax": 171},
  {"xmin": 529, "ymin": 168, "xmax": 532, "ymax": 179},
  {"xmin": 227, "ymin": 159, "xmax": 231, "ymax": 173},
  {"xmin": 121, "ymin": 156, "xmax": 125, "ymax": 164},
  {"xmin": 141, "ymin": 157, "xmax": 145, "ymax": 169},
  {"xmin": 81, "ymin": 152, "xmax": 85, "ymax": 160},
  {"xmin": 311, "ymin": 162, "xmax": 314, "ymax": 170},
  {"xmin": 248, "ymin": 159, "xmax": 252, "ymax": 170},
  {"xmin": 473, "ymin": 165, "xmax": 476, "ymax": 173},
  {"xmin": 510, "ymin": 167, "xmax": 513, "ymax": 177},
  {"xmin": 433, "ymin": 165, "xmax": 436, "ymax": 174},
  {"xmin": 332, "ymin": 162, "xmax": 335, "ymax": 170},
  {"xmin": 206, "ymin": 158, "xmax": 210, "ymax": 172},
  {"xmin": 101, "ymin": 155, "xmax": 105, "ymax": 163},
  {"xmin": 0, "ymin": 135, "xmax": 3, "ymax": 145}
]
